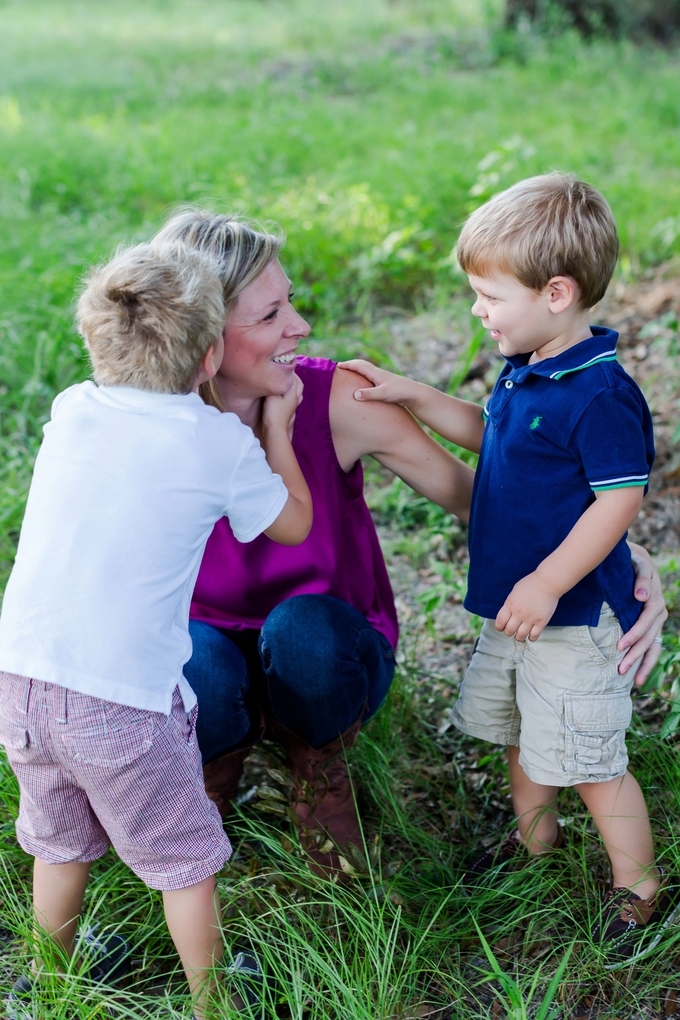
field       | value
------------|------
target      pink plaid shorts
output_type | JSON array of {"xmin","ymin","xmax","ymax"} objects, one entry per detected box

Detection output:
[{"xmin": 0, "ymin": 673, "xmax": 232, "ymax": 891}]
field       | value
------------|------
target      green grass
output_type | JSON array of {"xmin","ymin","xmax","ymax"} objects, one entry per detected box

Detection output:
[
  {"xmin": 3, "ymin": 665, "xmax": 680, "ymax": 1019},
  {"xmin": 2, "ymin": 1, "xmax": 680, "ymax": 1017}
]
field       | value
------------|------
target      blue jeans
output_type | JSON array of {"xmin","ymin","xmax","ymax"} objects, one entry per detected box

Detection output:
[{"xmin": 184, "ymin": 595, "xmax": 396, "ymax": 764}]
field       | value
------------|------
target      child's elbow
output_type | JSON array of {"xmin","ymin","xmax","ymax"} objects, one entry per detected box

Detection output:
[
  {"xmin": 264, "ymin": 500, "xmax": 313, "ymax": 545},
  {"xmin": 278, "ymin": 516, "xmax": 313, "ymax": 546}
]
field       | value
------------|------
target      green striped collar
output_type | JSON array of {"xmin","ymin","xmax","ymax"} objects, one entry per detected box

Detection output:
[{"xmin": 503, "ymin": 327, "xmax": 619, "ymax": 381}]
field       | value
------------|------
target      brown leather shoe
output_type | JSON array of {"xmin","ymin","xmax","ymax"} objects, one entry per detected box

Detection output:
[
  {"xmin": 594, "ymin": 868, "xmax": 680, "ymax": 968},
  {"xmin": 267, "ymin": 711, "xmax": 365, "ymax": 876}
]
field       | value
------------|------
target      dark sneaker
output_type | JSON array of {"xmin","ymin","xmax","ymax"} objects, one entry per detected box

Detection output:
[
  {"xmin": 594, "ymin": 871, "xmax": 680, "ymax": 969},
  {"xmin": 225, "ymin": 949, "xmax": 264, "ymax": 1010},
  {"xmin": 5, "ymin": 926, "xmax": 131, "ymax": 1019},
  {"xmin": 462, "ymin": 826, "xmax": 563, "ymax": 892},
  {"xmin": 77, "ymin": 925, "xmax": 132, "ymax": 983},
  {"xmin": 5, "ymin": 974, "xmax": 32, "ymax": 1020}
]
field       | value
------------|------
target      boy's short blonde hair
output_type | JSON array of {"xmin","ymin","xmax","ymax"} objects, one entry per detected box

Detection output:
[
  {"xmin": 77, "ymin": 243, "xmax": 226, "ymax": 394},
  {"xmin": 457, "ymin": 173, "xmax": 619, "ymax": 309}
]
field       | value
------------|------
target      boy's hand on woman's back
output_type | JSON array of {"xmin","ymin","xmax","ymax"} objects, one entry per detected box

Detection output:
[{"xmin": 495, "ymin": 572, "xmax": 559, "ymax": 642}]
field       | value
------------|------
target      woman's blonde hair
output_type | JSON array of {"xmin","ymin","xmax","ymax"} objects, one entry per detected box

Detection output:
[
  {"xmin": 77, "ymin": 242, "xmax": 225, "ymax": 393},
  {"xmin": 153, "ymin": 208, "xmax": 285, "ymax": 408},
  {"xmin": 457, "ymin": 173, "xmax": 619, "ymax": 309}
]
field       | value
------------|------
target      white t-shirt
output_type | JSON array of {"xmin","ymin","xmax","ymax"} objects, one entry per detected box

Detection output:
[{"xmin": 0, "ymin": 382, "xmax": 288, "ymax": 714}]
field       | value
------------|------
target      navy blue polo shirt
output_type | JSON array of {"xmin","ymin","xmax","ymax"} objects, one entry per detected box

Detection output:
[{"xmin": 464, "ymin": 327, "xmax": 654, "ymax": 632}]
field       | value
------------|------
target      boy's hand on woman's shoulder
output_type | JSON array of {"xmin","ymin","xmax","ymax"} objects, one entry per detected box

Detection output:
[
  {"xmin": 495, "ymin": 572, "xmax": 560, "ymax": 642},
  {"xmin": 338, "ymin": 359, "xmax": 417, "ymax": 406}
]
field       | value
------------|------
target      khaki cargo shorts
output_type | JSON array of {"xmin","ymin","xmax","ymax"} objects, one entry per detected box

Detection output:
[{"xmin": 450, "ymin": 605, "xmax": 639, "ymax": 786}]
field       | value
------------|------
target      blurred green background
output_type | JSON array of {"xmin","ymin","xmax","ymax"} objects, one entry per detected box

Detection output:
[{"xmin": 1, "ymin": 0, "xmax": 679, "ymax": 581}]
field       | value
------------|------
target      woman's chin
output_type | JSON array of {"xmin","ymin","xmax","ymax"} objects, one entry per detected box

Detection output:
[{"xmin": 268, "ymin": 362, "xmax": 297, "ymax": 389}]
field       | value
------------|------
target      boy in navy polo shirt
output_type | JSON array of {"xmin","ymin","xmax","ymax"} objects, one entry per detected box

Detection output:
[{"xmin": 340, "ymin": 173, "xmax": 674, "ymax": 964}]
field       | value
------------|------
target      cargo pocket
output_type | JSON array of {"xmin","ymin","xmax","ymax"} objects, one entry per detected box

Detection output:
[
  {"xmin": 562, "ymin": 687, "xmax": 631, "ymax": 778},
  {"xmin": 59, "ymin": 721, "xmax": 153, "ymax": 767}
]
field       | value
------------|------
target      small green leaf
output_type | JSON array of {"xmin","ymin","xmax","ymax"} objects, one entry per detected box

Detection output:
[{"xmin": 257, "ymin": 785, "xmax": 288, "ymax": 802}]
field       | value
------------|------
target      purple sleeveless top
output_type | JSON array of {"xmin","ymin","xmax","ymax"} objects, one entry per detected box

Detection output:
[{"xmin": 190, "ymin": 357, "xmax": 399, "ymax": 648}]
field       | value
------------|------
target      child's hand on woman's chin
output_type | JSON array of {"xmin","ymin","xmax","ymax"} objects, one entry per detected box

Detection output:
[
  {"xmin": 495, "ymin": 572, "xmax": 560, "ymax": 643},
  {"xmin": 262, "ymin": 373, "xmax": 304, "ymax": 430}
]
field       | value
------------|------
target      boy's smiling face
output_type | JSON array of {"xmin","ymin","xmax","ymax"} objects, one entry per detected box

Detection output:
[
  {"xmin": 468, "ymin": 268, "xmax": 593, "ymax": 361},
  {"xmin": 468, "ymin": 269, "xmax": 554, "ymax": 359}
]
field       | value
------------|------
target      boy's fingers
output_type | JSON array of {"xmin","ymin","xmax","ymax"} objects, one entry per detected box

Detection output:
[
  {"xmin": 502, "ymin": 616, "xmax": 521, "ymax": 638},
  {"xmin": 513, "ymin": 620, "xmax": 532, "ymax": 642},
  {"xmin": 338, "ymin": 359, "xmax": 377, "ymax": 380},
  {"xmin": 495, "ymin": 606, "xmax": 511, "ymax": 632},
  {"xmin": 353, "ymin": 386, "xmax": 383, "ymax": 401},
  {"xmin": 339, "ymin": 359, "xmax": 388, "ymax": 389}
]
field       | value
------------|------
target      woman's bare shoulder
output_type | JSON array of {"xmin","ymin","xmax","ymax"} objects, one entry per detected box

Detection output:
[{"xmin": 329, "ymin": 363, "xmax": 425, "ymax": 469}]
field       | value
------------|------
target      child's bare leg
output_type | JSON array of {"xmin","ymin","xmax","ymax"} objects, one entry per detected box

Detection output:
[
  {"xmin": 32, "ymin": 859, "xmax": 91, "ymax": 970},
  {"xmin": 508, "ymin": 746, "xmax": 560, "ymax": 854},
  {"xmin": 576, "ymin": 770, "xmax": 659, "ymax": 898},
  {"xmin": 163, "ymin": 875, "xmax": 222, "ymax": 1020}
]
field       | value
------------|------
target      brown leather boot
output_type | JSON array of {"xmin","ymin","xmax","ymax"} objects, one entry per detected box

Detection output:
[
  {"xmin": 267, "ymin": 712, "xmax": 365, "ymax": 876},
  {"xmin": 202, "ymin": 716, "xmax": 266, "ymax": 819},
  {"xmin": 202, "ymin": 744, "xmax": 253, "ymax": 819}
]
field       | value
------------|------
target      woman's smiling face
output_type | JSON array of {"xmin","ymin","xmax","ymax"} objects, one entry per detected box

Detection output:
[{"xmin": 217, "ymin": 258, "xmax": 310, "ymax": 399}]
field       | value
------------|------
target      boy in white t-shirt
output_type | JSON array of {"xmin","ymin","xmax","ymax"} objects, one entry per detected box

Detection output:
[{"xmin": 0, "ymin": 242, "xmax": 312, "ymax": 1018}]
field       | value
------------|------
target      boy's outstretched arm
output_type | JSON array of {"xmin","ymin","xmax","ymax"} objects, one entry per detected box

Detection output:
[
  {"xmin": 497, "ymin": 487, "xmax": 645, "ymax": 642},
  {"xmin": 338, "ymin": 359, "xmax": 486, "ymax": 454},
  {"xmin": 261, "ymin": 375, "xmax": 313, "ymax": 545}
]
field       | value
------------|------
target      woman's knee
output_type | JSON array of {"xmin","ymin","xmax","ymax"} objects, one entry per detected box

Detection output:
[
  {"xmin": 261, "ymin": 596, "xmax": 364, "ymax": 683},
  {"xmin": 260, "ymin": 595, "xmax": 394, "ymax": 703}
]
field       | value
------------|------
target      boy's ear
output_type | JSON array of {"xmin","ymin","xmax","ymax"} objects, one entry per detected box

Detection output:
[
  {"xmin": 547, "ymin": 276, "xmax": 579, "ymax": 314},
  {"xmin": 194, "ymin": 342, "xmax": 222, "ymax": 388}
]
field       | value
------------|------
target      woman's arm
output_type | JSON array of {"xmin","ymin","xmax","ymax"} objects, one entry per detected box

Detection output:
[
  {"xmin": 622, "ymin": 542, "xmax": 668, "ymax": 683},
  {"xmin": 330, "ymin": 367, "xmax": 474, "ymax": 522}
]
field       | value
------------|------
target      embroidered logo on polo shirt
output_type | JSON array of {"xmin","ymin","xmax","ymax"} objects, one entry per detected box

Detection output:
[{"xmin": 529, "ymin": 416, "xmax": 542, "ymax": 430}]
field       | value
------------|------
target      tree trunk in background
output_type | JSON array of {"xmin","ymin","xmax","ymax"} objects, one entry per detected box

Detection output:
[
  {"xmin": 505, "ymin": 0, "xmax": 680, "ymax": 40},
  {"xmin": 504, "ymin": 0, "xmax": 541, "ymax": 28}
]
